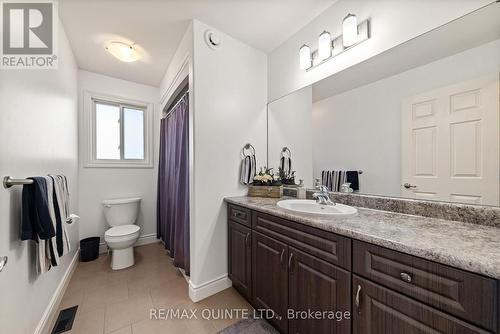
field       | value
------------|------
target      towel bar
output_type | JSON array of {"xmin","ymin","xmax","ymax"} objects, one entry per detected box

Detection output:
[
  {"xmin": 242, "ymin": 143, "xmax": 256, "ymax": 156},
  {"xmin": 3, "ymin": 176, "xmax": 34, "ymax": 189}
]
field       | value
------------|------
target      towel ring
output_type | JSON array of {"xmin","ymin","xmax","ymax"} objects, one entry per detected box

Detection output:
[
  {"xmin": 280, "ymin": 147, "xmax": 291, "ymax": 159},
  {"xmin": 242, "ymin": 143, "xmax": 256, "ymax": 157}
]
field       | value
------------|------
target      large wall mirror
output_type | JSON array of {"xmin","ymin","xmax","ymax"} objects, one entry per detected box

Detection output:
[{"xmin": 268, "ymin": 3, "xmax": 500, "ymax": 206}]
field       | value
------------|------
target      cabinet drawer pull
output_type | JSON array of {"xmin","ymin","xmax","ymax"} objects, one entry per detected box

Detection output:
[
  {"xmin": 280, "ymin": 249, "xmax": 285, "ymax": 264},
  {"xmin": 355, "ymin": 285, "xmax": 362, "ymax": 313},
  {"xmin": 245, "ymin": 233, "xmax": 250, "ymax": 246},
  {"xmin": 400, "ymin": 272, "xmax": 412, "ymax": 283},
  {"xmin": 288, "ymin": 253, "xmax": 294, "ymax": 272},
  {"xmin": 233, "ymin": 211, "xmax": 245, "ymax": 219}
]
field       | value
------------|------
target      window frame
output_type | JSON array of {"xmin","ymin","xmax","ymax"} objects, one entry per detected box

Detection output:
[{"xmin": 84, "ymin": 91, "xmax": 154, "ymax": 168}]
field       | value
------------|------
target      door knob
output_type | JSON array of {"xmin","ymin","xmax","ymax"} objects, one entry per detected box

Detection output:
[{"xmin": 403, "ymin": 183, "xmax": 417, "ymax": 189}]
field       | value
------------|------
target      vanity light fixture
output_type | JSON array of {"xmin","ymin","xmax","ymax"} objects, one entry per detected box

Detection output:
[
  {"xmin": 105, "ymin": 41, "xmax": 141, "ymax": 62},
  {"xmin": 299, "ymin": 44, "xmax": 312, "ymax": 70},
  {"xmin": 318, "ymin": 31, "xmax": 332, "ymax": 61},
  {"xmin": 298, "ymin": 14, "xmax": 370, "ymax": 71},
  {"xmin": 342, "ymin": 14, "xmax": 358, "ymax": 47}
]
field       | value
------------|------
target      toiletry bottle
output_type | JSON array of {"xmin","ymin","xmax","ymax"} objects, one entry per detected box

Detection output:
[{"xmin": 297, "ymin": 179, "xmax": 306, "ymax": 199}]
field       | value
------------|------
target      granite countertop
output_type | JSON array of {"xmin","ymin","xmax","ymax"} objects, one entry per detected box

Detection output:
[{"xmin": 225, "ymin": 196, "xmax": 500, "ymax": 280}]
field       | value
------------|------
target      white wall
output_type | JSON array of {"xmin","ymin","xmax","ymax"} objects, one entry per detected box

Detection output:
[
  {"xmin": 160, "ymin": 23, "xmax": 193, "ymax": 109},
  {"xmin": 78, "ymin": 70, "xmax": 160, "ymax": 247},
  {"xmin": 268, "ymin": 86, "xmax": 313, "ymax": 187},
  {"xmin": 312, "ymin": 39, "xmax": 500, "ymax": 197},
  {"xmin": 0, "ymin": 23, "xmax": 79, "ymax": 334},
  {"xmin": 189, "ymin": 20, "xmax": 268, "ymax": 299},
  {"xmin": 268, "ymin": 0, "xmax": 493, "ymax": 101}
]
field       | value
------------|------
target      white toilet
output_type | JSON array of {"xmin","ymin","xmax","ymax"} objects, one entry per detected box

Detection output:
[{"xmin": 103, "ymin": 197, "xmax": 141, "ymax": 270}]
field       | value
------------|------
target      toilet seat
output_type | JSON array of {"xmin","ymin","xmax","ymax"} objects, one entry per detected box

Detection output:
[{"xmin": 105, "ymin": 225, "xmax": 140, "ymax": 239}]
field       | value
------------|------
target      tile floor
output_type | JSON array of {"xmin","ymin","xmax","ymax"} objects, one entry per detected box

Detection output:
[{"xmin": 57, "ymin": 243, "xmax": 253, "ymax": 334}]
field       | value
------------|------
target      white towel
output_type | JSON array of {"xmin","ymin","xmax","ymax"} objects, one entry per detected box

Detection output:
[
  {"xmin": 44, "ymin": 176, "xmax": 60, "ymax": 267},
  {"xmin": 50, "ymin": 175, "xmax": 71, "ymax": 255}
]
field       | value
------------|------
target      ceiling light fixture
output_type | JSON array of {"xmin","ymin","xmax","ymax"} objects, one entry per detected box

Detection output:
[
  {"xmin": 318, "ymin": 31, "xmax": 332, "ymax": 61},
  {"xmin": 299, "ymin": 44, "xmax": 312, "ymax": 70},
  {"xmin": 342, "ymin": 14, "xmax": 358, "ymax": 47},
  {"xmin": 105, "ymin": 41, "xmax": 141, "ymax": 62}
]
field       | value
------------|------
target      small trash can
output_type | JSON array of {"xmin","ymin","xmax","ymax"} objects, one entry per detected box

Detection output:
[{"xmin": 80, "ymin": 237, "xmax": 100, "ymax": 262}]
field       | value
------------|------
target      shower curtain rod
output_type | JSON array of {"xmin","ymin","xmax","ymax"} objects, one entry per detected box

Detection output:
[{"xmin": 164, "ymin": 90, "xmax": 189, "ymax": 119}]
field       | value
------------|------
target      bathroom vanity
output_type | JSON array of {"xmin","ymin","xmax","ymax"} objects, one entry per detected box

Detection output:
[{"xmin": 225, "ymin": 197, "xmax": 500, "ymax": 334}]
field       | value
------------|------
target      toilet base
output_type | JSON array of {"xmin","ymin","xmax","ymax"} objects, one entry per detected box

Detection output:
[{"xmin": 111, "ymin": 247, "xmax": 135, "ymax": 270}]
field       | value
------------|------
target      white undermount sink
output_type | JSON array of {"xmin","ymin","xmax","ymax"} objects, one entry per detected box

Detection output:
[{"xmin": 277, "ymin": 199, "xmax": 358, "ymax": 217}]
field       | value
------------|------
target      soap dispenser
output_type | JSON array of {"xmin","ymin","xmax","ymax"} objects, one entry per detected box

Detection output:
[{"xmin": 297, "ymin": 179, "xmax": 306, "ymax": 199}]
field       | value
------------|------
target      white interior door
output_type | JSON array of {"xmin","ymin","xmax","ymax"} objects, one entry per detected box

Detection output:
[{"xmin": 401, "ymin": 75, "xmax": 499, "ymax": 205}]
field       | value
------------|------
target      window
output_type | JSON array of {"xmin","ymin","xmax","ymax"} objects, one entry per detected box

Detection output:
[{"xmin": 84, "ymin": 92, "xmax": 153, "ymax": 168}]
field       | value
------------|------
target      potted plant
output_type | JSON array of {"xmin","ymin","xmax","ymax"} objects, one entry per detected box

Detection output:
[
  {"xmin": 248, "ymin": 167, "xmax": 283, "ymax": 198},
  {"xmin": 278, "ymin": 167, "xmax": 296, "ymax": 186}
]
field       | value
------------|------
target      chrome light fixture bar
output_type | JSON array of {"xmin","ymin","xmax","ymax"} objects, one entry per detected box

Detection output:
[{"xmin": 301, "ymin": 18, "xmax": 370, "ymax": 72}]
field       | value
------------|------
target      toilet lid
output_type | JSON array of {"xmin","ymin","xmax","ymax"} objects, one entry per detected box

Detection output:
[{"xmin": 105, "ymin": 225, "xmax": 140, "ymax": 237}]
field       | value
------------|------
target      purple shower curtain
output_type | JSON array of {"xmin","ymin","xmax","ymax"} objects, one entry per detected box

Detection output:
[{"xmin": 157, "ymin": 93, "xmax": 189, "ymax": 275}]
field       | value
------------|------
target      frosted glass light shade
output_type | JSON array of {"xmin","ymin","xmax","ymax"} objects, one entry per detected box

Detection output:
[
  {"xmin": 299, "ymin": 44, "xmax": 312, "ymax": 70},
  {"xmin": 106, "ymin": 41, "xmax": 141, "ymax": 62},
  {"xmin": 318, "ymin": 31, "xmax": 332, "ymax": 61},
  {"xmin": 342, "ymin": 14, "xmax": 358, "ymax": 47}
]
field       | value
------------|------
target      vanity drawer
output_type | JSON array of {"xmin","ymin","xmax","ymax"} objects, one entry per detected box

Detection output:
[
  {"xmin": 252, "ymin": 211, "xmax": 351, "ymax": 270},
  {"xmin": 228, "ymin": 204, "xmax": 251, "ymax": 227},
  {"xmin": 353, "ymin": 240, "xmax": 497, "ymax": 331}
]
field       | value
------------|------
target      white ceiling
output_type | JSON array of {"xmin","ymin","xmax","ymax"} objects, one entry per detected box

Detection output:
[{"xmin": 59, "ymin": 0, "xmax": 335, "ymax": 87}]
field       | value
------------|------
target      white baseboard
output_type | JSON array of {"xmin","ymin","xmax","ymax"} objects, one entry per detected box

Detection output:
[
  {"xmin": 34, "ymin": 249, "xmax": 80, "ymax": 334},
  {"xmin": 188, "ymin": 274, "xmax": 232, "ymax": 302},
  {"xmin": 99, "ymin": 233, "xmax": 159, "ymax": 254}
]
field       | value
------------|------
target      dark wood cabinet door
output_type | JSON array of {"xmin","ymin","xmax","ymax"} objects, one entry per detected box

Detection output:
[
  {"xmin": 288, "ymin": 247, "xmax": 351, "ymax": 334},
  {"xmin": 353, "ymin": 240, "xmax": 497, "ymax": 331},
  {"xmin": 252, "ymin": 231, "xmax": 289, "ymax": 333},
  {"xmin": 352, "ymin": 275, "xmax": 492, "ymax": 334},
  {"xmin": 228, "ymin": 220, "xmax": 252, "ymax": 300}
]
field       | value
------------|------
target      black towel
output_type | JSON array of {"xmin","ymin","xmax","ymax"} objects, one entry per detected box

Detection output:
[
  {"xmin": 346, "ymin": 171, "xmax": 359, "ymax": 191},
  {"xmin": 279, "ymin": 156, "xmax": 292, "ymax": 174},
  {"xmin": 21, "ymin": 177, "xmax": 56, "ymax": 241},
  {"xmin": 240, "ymin": 154, "xmax": 256, "ymax": 185}
]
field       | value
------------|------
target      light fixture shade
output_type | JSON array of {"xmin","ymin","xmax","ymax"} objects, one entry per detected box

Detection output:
[
  {"xmin": 299, "ymin": 44, "xmax": 312, "ymax": 70},
  {"xmin": 106, "ymin": 41, "xmax": 141, "ymax": 62},
  {"xmin": 342, "ymin": 14, "xmax": 358, "ymax": 47},
  {"xmin": 318, "ymin": 31, "xmax": 332, "ymax": 61}
]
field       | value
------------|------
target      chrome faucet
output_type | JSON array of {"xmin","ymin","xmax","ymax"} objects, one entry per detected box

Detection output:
[{"xmin": 312, "ymin": 185, "xmax": 335, "ymax": 206}]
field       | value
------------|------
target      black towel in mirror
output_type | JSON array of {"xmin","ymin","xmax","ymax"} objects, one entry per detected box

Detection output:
[{"xmin": 346, "ymin": 171, "xmax": 359, "ymax": 191}]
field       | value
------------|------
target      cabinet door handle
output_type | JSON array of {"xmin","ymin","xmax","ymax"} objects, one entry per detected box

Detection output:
[
  {"xmin": 245, "ymin": 233, "xmax": 250, "ymax": 246},
  {"xmin": 403, "ymin": 183, "xmax": 417, "ymax": 189},
  {"xmin": 400, "ymin": 272, "xmax": 412, "ymax": 283},
  {"xmin": 280, "ymin": 249, "xmax": 285, "ymax": 264},
  {"xmin": 288, "ymin": 253, "xmax": 294, "ymax": 272},
  {"xmin": 355, "ymin": 284, "xmax": 362, "ymax": 313},
  {"xmin": 0, "ymin": 256, "xmax": 7, "ymax": 272}
]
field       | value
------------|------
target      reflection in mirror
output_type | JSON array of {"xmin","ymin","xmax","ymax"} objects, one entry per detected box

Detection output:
[{"xmin": 267, "ymin": 3, "xmax": 500, "ymax": 206}]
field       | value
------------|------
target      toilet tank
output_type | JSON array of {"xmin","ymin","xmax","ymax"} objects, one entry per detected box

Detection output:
[{"xmin": 103, "ymin": 197, "xmax": 141, "ymax": 226}]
